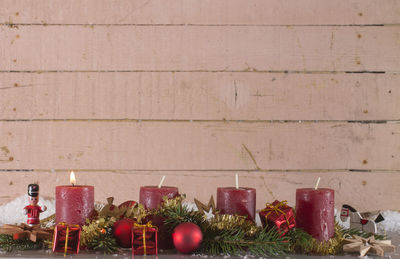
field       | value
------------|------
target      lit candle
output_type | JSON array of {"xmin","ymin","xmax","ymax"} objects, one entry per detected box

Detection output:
[
  {"xmin": 56, "ymin": 171, "xmax": 95, "ymax": 226},
  {"xmin": 216, "ymin": 174, "xmax": 256, "ymax": 220},
  {"xmin": 296, "ymin": 178, "xmax": 335, "ymax": 241}
]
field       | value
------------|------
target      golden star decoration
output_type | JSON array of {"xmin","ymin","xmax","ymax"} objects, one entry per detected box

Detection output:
[
  {"xmin": 194, "ymin": 196, "xmax": 216, "ymax": 215},
  {"xmin": 343, "ymin": 235, "xmax": 395, "ymax": 257}
]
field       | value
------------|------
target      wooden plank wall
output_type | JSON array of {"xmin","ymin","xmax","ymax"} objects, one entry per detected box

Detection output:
[{"xmin": 0, "ymin": 0, "xmax": 399, "ymax": 211}]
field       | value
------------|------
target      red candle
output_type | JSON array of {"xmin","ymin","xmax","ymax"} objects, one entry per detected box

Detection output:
[
  {"xmin": 56, "ymin": 172, "xmax": 94, "ymax": 226},
  {"xmin": 217, "ymin": 187, "xmax": 256, "ymax": 220},
  {"xmin": 139, "ymin": 186, "xmax": 179, "ymax": 209},
  {"xmin": 296, "ymin": 188, "xmax": 335, "ymax": 241}
]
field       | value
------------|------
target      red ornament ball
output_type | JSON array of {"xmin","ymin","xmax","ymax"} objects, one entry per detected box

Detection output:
[
  {"xmin": 113, "ymin": 218, "xmax": 134, "ymax": 248},
  {"xmin": 172, "ymin": 222, "xmax": 203, "ymax": 254}
]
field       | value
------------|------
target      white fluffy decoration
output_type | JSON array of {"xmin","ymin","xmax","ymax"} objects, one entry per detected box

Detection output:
[
  {"xmin": 379, "ymin": 210, "xmax": 400, "ymax": 232},
  {"xmin": 0, "ymin": 195, "xmax": 55, "ymax": 225}
]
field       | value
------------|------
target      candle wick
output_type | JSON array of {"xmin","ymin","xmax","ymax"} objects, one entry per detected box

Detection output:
[
  {"xmin": 314, "ymin": 177, "xmax": 321, "ymax": 190},
  {"xmin": 158, "ymin": 175, "xmax": 166, "ymax": 188},
  {"xmin": 235, "ymin": 173, "xmax": 239, "ymax": 190}
]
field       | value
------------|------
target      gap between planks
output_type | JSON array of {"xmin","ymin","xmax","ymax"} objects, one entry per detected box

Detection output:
[
  {"xmin": 0, "ymin": 119, "xmax": 398, "ymax": 124},
  {"xmin": 1, "ymin": 169, "xmax": 399, "ymax": 173},
  {"xmin": 0, "ymin": 23, "xmax": 394, "ymax": 27},
  {"xmin": 0, "ymin": 70, "xmax": 389, "ymax": 74}
]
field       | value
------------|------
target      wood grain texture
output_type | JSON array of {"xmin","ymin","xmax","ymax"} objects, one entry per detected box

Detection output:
[
  {"xmin": 0, "ymin": 121, "xmax": 398, "ymax": 170},
  {"xmin": 1, "ymin": 170, "xmax": 399, "ymax": 212},
  {"xmin": 1, "ymin": 26, "xmax": 399, "ymax": 72},
  {"xmin": 0, "ymin": 72, "xmax": 399, "ymax": 121},
  {"xmin": 1, "ymin": 0, "xmax": 399, "ymax": 25}
]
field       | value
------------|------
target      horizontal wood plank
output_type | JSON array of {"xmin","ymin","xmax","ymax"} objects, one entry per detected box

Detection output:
[
  {"xmin": 1, "ymin": 0, "xmax": 399, "ymax": 25},
  {"xmin": 1, "ymin": 170, "xmax": 399, "ymax": 211},
  {"xmin": 1, "ymin": 26, "xmax": 399, "ymax": 72},
  {"xmin": 0, "ymin": 121, "xmax": 398, "ymax": 170},
  {"xmin": 0, "ymin": 72, "xmax": 399, "ymax": 120}
]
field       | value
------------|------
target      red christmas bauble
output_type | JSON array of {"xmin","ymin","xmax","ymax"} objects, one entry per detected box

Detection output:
[
  {"xmin": 172, "ymin": 222, "xmax": 203, "ymax": 254},
  {"xmin": 113, "ymin": 218, "xmax": 134, "ymax": 248}
]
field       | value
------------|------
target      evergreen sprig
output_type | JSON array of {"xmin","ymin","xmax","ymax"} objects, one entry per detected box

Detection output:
[
  {"xmin": 199, "ymin": 228, "xmax": 246, "ymax": 255},
  {"xmin": 0, "ymin": 234, "xmax": 43, "ymax": 252},
  {"xmin": 247, "ymin": 227, "xmax": 290, "ymax": 256},
  {"xmin": 87, "ymin": 228, "xmax": 119, "ymax": 254},
  {"xmin": 161, "ymin": 202, "xmax": 205, "ymax": 232},
  {"xmin": 341, "ymin": 227, "xmax": 386, "ymax": 240},
  {"xmin": 199, "ymin": 227, "xmax": 289, "ymax": 256}
]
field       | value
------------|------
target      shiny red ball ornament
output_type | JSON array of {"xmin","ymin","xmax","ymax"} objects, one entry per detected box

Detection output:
[
  {"xmin": 172, "ymin": 222, "xmax": 203, "ymax": 254},
  {"xmin": 113, "ymin": 218, "xmax": 134, "ymax": 248}
]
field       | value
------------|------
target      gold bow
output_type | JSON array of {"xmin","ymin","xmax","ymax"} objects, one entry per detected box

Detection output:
[
  {"xmin": 133, "ymin": 222, "xmax": 156, "ymax": 255},
  {"xmin": 343, "ymin": 235, "xmax": 395, "ymax": 257},
  {"xmin": 261, "ymin": 200, "xmax": 290, "ymax": 225}
]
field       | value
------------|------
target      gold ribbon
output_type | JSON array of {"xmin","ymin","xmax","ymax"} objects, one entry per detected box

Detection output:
[
  {"xmin": 64, "ymin": 226, "xmax": 69, "ymax": 257},
  {"xmin": 55, "ymin": 222, "xmax": 80, "ymax": 256},
  {"xmin": 133, "ymin": 222, "xmax": 156, "ymax": 255},
  {"xmin": 261, "ymin": 200, "xmax": 290, "ymax": 226}
]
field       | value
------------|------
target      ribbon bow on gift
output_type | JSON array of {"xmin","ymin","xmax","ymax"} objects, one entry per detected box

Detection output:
[
  {"xmin": 343, "ymin": 235, "xmax": 395, "ymax": 257},
  {"xmin": 261, "ymin": 200, "xmax": 291, "ymax": 225},
  {"xmin": 133, "ymin": 222, "xmax": 157, "ymax": 255},
  {"xmin": 0, "ymin": 223, "xmax": 52, "ymax": 242}
]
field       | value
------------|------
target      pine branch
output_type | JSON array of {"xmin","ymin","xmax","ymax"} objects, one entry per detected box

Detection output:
[
  {"xmin": 247, "ymin": 227, "xmax": 289, "ymax": 256},
  {"xmin": 199, "ymin": 227, "xmax": 289, "ymax": 256},
  {"xmin": 199, "ymin": 228, "xmax": 246, "ymax": 255},
  {"xmin": 161, "ymin": 203, "xmax": 205, "ymax": 233},
  {"xmin": 0, "ymin": 234, "xmax": 43, "ymax": 252},
  {"xmin": 341, "ymin": 227, "xmax": 386, "ymax": 240},
  {"xmin": 87, "ymin": 229, "xmax": 119, "ymax": 254}
]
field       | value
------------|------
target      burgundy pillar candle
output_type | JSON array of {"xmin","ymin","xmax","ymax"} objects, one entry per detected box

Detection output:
[
  {"xmin": 217, "ymin": 187, "xmax": 256, "ymax": 220},
  {"xmin": 296, "ymin": 188, "xmax": 335, "ymax": 241},
  {"xmin": 56, "ymin": 185, "xmax": 94, "ymax": 226},
  {"xmin": 139, "ymin": 186, "xmax": 179, "ymax": 209}
]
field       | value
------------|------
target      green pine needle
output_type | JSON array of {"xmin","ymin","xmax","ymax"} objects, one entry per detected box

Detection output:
[
  {"xmin": 341, "ymin": 227, "xmax": 386, "ymax": 240},
  {"xmin": 161, "ymin": 203, "xmax": 206, "ymax": 233},
  {"xmin": 0, "ymin": 234, "xmax": 43, "ymax": 252},
  {"xmin": 87, "ymin": 229, "xmax": 119, "ymax": 254}
]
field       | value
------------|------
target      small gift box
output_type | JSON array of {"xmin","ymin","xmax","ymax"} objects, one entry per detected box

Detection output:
[
  {"xmin": 132, "ymin": 222, "xmax": 158, "ymax": 255},
  {"xmin": 52, "ymin": 223, "xmax": 81, "ymax": 255},
  {"xmin": 259, "ymin": 200, "xmax": 295, "ymax": 236}
]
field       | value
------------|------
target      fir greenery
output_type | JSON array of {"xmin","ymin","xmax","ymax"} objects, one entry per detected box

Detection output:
[
  {"xmin": 342, "ymin": 227, "xmax": 386, "ymax": 240},
  {"xmin": 0, "ymin": 234, "xmax": 43, "ymax": 252},
  {"xmin": 161, "ymin": 202, "xmax": 206, "ymax": 233},
  {"xmin": 199, "ymin": 226, "xmax": 289, "ymax": 256},
  {"xmin": 87, "ymin": 227, "xmax": 119, "ymax": 254}
]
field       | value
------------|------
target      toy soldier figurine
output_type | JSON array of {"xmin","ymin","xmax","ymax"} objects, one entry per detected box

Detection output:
[{"xmin": 23, "ymin": 184, "xmax": 47, "ymax": 225}]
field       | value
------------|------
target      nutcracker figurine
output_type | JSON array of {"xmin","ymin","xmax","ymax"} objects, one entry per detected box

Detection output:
[{"xmin": 23, "ymin": 184, "xmax": 47, "ymax": 225}]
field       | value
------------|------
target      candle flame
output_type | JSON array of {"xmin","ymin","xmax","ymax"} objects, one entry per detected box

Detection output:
[{"xmin": 70, "ymin": 171, "xmax": 76, "ymax": 185}]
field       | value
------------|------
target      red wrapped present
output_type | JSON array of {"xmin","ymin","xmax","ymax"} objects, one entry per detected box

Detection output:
[
  {"xmin": 52, "ymin": 223, "xmax": 81, "ymax": 255},
  {"xmin": 132, "ymin": 222, "xmax": 158, "ymax": 255},
  {"xmin": 259, "ymin": 200, "xmax": 295, "ymax": 236}
]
